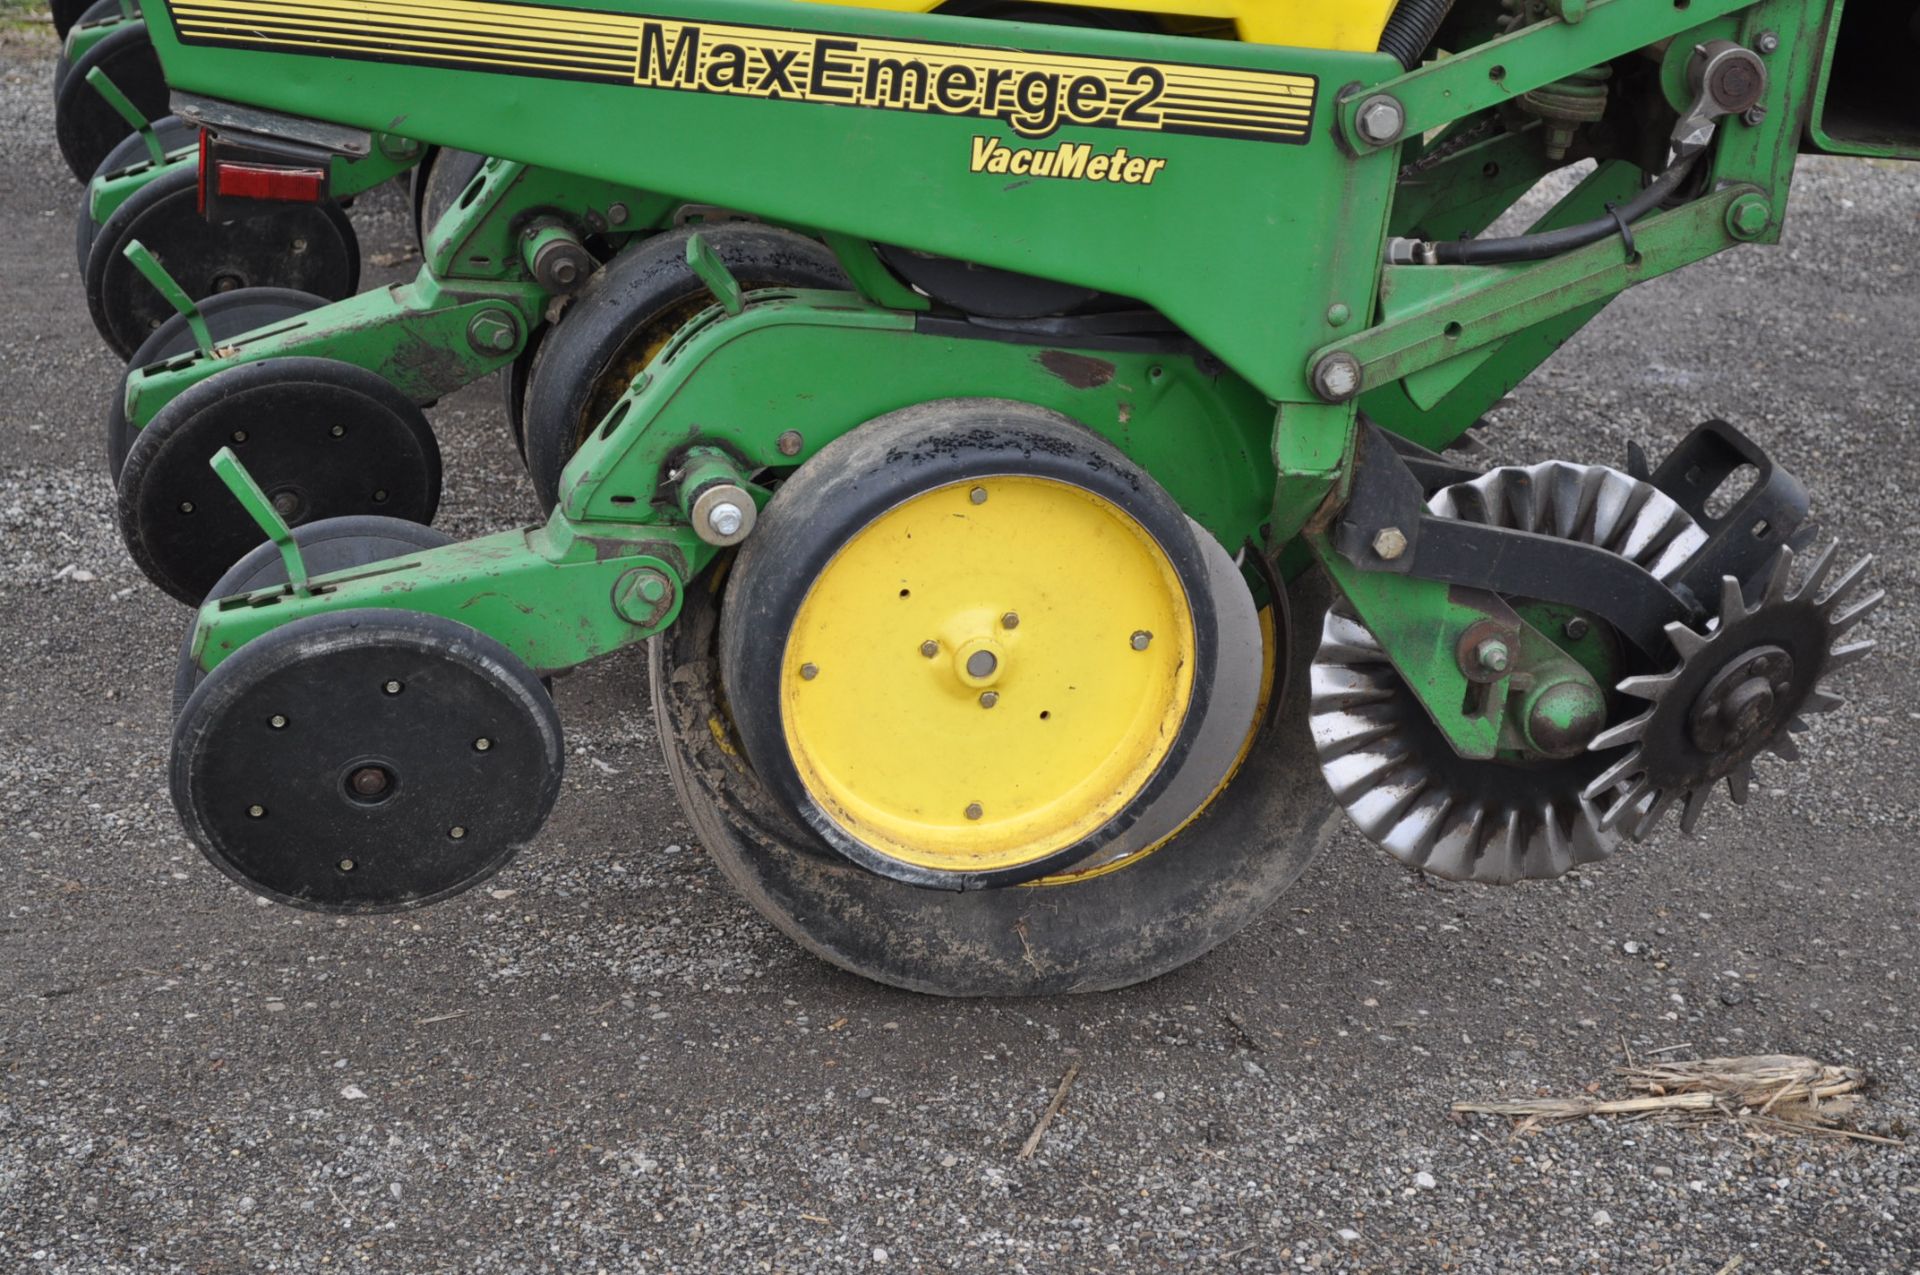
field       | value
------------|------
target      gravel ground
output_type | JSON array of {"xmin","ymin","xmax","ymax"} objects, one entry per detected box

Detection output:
[{"xmin": 3, "ymin": 29, "xmax": 1919, "ymax": 1275}]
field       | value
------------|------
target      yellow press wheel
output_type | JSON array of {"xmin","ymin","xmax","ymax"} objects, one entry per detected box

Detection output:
[{"xmin": 652, "ymin": 399, "xmax": 1338, "ymax": 994}]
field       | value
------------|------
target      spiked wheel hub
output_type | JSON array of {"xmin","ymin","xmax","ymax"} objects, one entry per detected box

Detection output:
[{"xmin": 1584, "ymin": 544, "xmax": 1880, "ymax": 837}]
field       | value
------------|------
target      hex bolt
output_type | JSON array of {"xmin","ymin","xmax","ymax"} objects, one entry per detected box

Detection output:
[
  {"xmin": 247, "ymin": 804, "xmax": 266, "ymax": 818},
  {"xmin": 776, "ymin": 430, "xmax": 804, "ymax": 457},
  {"xmin": 964, "ymin": 802, "xmax": 984, "ymax": 821},
  {"xmin": 800, "ymin": 662, "xmax": 819, "ymax": 680},
  {"xmin": 1372, "ymin": 526, "xmax": 1408, "ymax": 561},
  {"xmin": 979, "ymin": 691, "xmax": 1000, "ymax": 709},
  {"xmin": 1354, "ymin": 94, "xmax": 1407, "ymax": 145},
  {"xmin": 706, "ymin": 501, "xmax": 746, "ymax": 540},
  {"xmin": 1754, "ymin": 30, "xmax": 1779, "ymax": 54},
  {"xmin": 383, "ymin": 680, "xmax": 403, "ymax": 695},
  {"xmin": 449, "ymin": 826, "xmax": 467, "ymax": 840},
  {"xmin": 613, "ymin": 568, "xmax": 675, "ymax": 624},
  {"xmin": 269, "ymin": 714, "xmax": 288, "ymax": 729},
  {"xmin": 969, "ymin": 486, "xmax": 988, "ymax": 505},
  {"xmin": 1742, "ymin": 105, "xmax": 1768, "ymax": 127},
  {"xmin": 920, "ymin": 640, "xmax": 939, "ymax": 658},
  {"xmin": 466, "ymin": 309, "xmax": 519, "ymax": 354},
  {"xmin": 1475, "ymin": 638, "xmax": 1511, "ymax": 674},
  {"xmin": 1001, "ymin": 612, "xmax": 1020, "ymax": 630},
  {"xmin": 1726, "ymin": 194, "xmax": 1772, "ymax": 240},
  {"xmin": 473, "ymin": 737, "xmax": 492, "ymax": 752},
  {"xmin": 1564, "ymin": 617, "xmax": 1591, "ymax": 641},
  {"xmin": 1130, "ymin": 630, "xmax": 1153, "ymax": 651},
  {"xmin": 337, "ymin": 858, "xmax": 355, "ymax": 872},
  {"xmin": 966, "ymin": 650, "xmax": 998, "ymax": 679},
  {"xmin": 1311, "ymin": 352, "xmax": 1363, "ymax": 403}
]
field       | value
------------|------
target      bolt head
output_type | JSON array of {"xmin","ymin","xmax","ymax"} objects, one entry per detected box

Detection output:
[
  {"xmin": 247, "ymin": 804, "xmax": 266, "ymax": 818},
  {"xmin": 1563, "ymin": 617, "xmax": 1591, "ymax": 641},
  {"xmin": 473, "ymin": 737, "xmax": 492, "ymax": 752},
  {"xmin": 776, "ymin": 430, "xmax": 804, "ymax": 457},
  {"xmin": 1001, "ymin": 612, "xmax": 1020, "ymax": 630},
  {"xmin": 1371, "ymin": 526, "xmax": 1408, "ymax": 561},
  {"xmin": 269, "ymin": 714, "xmax": 288, "ymax": 729},
  {"xmin": 383, "ymin": 680, "xmax": 403, "ymax": 695},
  {"xmin": 799, "ymin": 662, "xmax": 819, "ymax": 680},
  {"xmin": 969, "ymin": 486, "xmax": 988, "ymax": 505},
  {"xmin": 1755, "ymin": 30, "xmax": 1779, "ymax": 54},
  {"xmin": 1475, "ymin": 638, "xmax": 1511, "ymax": 674},
  {"xmin": 1311, "ymin": 352, "xmax": 1362, "ymax": 403},
  {"xmin": 1727, "ymin": 195, "xmax": 1771, "ymax": 239},
  {"xmin": 979, "ymin": 691, "xmax": 999, "ymax": 709},
  {"xmin": 635, "ymin": 575, "xmax": 668, "ymax": 603},
  {"xmin": 919, "ymin": 640, "xmax": 939, "ymax": 658},
  {"xmin": 1355, "ymin": 95, "xmax": 1406, "ymax": 144},
  {"xmin": 707, "ymin": 501, "xmax": 745, "ymax": 538},
  {"xmin": 1130, "ymin": 630, "xmax": 1153, "ymax": 651},
  {"xmin": 449, "ymin": 826, "xmax": 466, "ymax": 840},
  {"xmin": 964, "ymin": 802, "xmax": 983, "ymax": 821},
  {"xmin": 608, "ymin": 202, "xmax": 630, "ymax": 225}
]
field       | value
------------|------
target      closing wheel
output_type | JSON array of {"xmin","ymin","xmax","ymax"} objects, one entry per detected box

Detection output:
[
  {"xmin": 521, "ymin": 223, "xmax": 846, "ymax": 509},
  {"xmin": 52, "ymin": 0, "xmax": 98, "ymax": 40},
  {"xmin": 76, "ymin": 114, "xmax": 199, "ymax": 275},
  {"xmin": 106, "ymin": 285, "xmax": 329, "ymax": 481},
  {"xmin": 116, "ymin": 357, "xmax": 441, "ymax": 603},
  {"xmin": 172, "ymin": 516, "xmax": 455, "ymax": 716},
  {"xmin": 656, "ymin": 526, "xmax": 1336, "ymax": 994},
  {"xmin": 54, "ymin": 19, "xmax": 167, "ymax": 180},
  {"xmin": 86, "ymin": 164, "xmax": 358, "ymax": 358},
  {"xmin": 172, "ymin": 609, "xmax": 563, "ymax": 912}
]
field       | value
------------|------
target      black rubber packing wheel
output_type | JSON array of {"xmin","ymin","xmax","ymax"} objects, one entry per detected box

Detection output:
[
  {"xmin": 74, "ymin": 114, "xmax": 199, "ymax": 277},
  {"xmin": 520, "ymin": 223, "xmax": 845, "ymax": 510},
  {"xmin": 54, "ymin": 18, "xmax": 167, "ymax": 181},
  {"xmin": 116, "ymin": 356, "xmax": 441, "ymax": 603},
  {"xmin": 86, "ymin": 164, "xmax": 358, "ymax": 358},
  {"xmin": 106, "ymin": 286, "xmax": 329, "ymax": 481},
  {"xmin": 172, "ymin": 609, "xmax": 562, "ymax": 912}
]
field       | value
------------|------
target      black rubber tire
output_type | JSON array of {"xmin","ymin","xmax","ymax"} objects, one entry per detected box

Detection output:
[
  {"xmin": 52, "ymin": 0, "xmax": 131, "ymax": 98},
  {"xmin": 54, "ymin": 19, "xmax": 167, "ymax": 181},
  {"xmin": 410, "ymin": 147, "xmax": 489, "ymax": 251},
  {"xmin": 86, "ymin": 164, "xmax": 359, "ymax": 359},
  {"xmin": 172, "ymin": 515, "xmax": 455, "ymax": 716},
  {"xmin": 117, "ymin": 356, "xmax": 442, "ymax": 604},
  {"xmin": 171, "ymin": 608, "xmax": 563, "ymax": 912},
  {"xmin": 718, "ymin": 398, "xmax": 1221, "ymax": 890},
  {"xmin": 75, "ymin": 114, "xmax": 199, "ymax": 276},
  {"xmin": 655, "ymin": 538, "xmax": 1338, "ymax": 996},
  {"xmin": 520, "ymin": 223, "xmax": 845, "ymax": 510},
  {"xmin": 52, "ymin": 0, "xmax": 100, "ymax": 40},
  {"xmin": 503, "ymin": 326, "xmax": 542, "ymax": 459},
  {"xmin": 106, "ymin": 286, "xmax": 329, "ymax": 481}
]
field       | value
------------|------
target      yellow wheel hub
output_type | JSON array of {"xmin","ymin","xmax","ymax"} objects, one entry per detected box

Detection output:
[{"xmin": 781, "ymin": 475, "xmax": 1197, "ymax": 875}]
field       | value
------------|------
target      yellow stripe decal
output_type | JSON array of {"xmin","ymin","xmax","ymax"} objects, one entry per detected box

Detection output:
[{"xmin": 167, "ymin": 0, "xmax": 1317, "ymax": 143}]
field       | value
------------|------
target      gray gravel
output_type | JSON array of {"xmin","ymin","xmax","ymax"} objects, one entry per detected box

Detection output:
[{"xmin": 4, "ymin": 29, "xmax": 1919, "ymax": 1275}]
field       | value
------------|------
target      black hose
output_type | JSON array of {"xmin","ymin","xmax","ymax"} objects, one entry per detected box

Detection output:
[
  {"xmin": 1378, "ymin": 0, "xmax": 1454, "ymax": 70},
  {"xmin": 1428, "ymin": 153, "xmax": 1702, "ymax": 265}
]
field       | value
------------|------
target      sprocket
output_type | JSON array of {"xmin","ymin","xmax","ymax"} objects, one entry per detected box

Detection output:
[{"xmin": 1583, "ymin": 542, "xmax": 1880, "ymax": 837}]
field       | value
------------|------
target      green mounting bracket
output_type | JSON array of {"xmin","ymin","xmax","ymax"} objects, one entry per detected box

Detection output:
[
  {"xmin": 209, "ymin": 447, "xmax": 311, "ymax": 594},
  {"xmin": 121, "ymin": 240, "xmax": 215, "ymax": 357},
  {"xmin": 84, "ymin": 67, "xmax": 165, "ymax": 168},
  {"xmin": 685, "ymin": 233, "xmax": 744, "ymax": 317}
]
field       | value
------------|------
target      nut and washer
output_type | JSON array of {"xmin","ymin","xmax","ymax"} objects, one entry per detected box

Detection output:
[
  {"xmin": 1725, "ymin": 194, "xmax": 1772, "ymax": 241},
  {"xmin": 465, "ymin": 308, "xmax": 519, "ymax": 354},
  {"xmin": 1354, "ymin": 94, "xmax": 1407, "ymax": 145},
  {"xmin": 1474, "ymin": 638, "xmax": 1511, "ymax": 674},
  {"xmin": 1310, "ymin": 352, "xmax": 1363, "ymax": 403},
  {"xmin": 612, "ymin": 567, "xmax": 677, "ymax": 626},
  {"xmin": 1754, "ymin": 30, "xmax": 1780, "ymax": 54},
  {"xmin": 690, "ymin": 483, "xmax": 756, "ymax": 547}
]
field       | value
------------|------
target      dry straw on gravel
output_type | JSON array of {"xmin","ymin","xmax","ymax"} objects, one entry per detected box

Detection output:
[{"xmin": 1454, "ymin": 1054, "xmax": 1898, "ymax": 1142}]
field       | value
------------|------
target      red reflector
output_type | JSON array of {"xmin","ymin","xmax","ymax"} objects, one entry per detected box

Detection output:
[{"xmin": 215, "ymin": 162, "xmax": 326, "ymax": 203}]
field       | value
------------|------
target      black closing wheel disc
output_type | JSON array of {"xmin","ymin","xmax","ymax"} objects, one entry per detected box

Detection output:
[
  {"xmin": 107, "ymin": 286, "xmax": 329, "ymax": 481},
  {"xmin": 76, "ymin": 115, "xmax": 201, "ymax": 276},
  {"xmin": 117, "ymin": 357, "xmax": 441, "ymax": 603},
  {"xmin": 521, "ymin": 223, "xmax": 846, "ymax": 509},
  {"xmin": 173, "ymin": 515, "xmax": 455, "ymax": 715},
  {"xmin": 54, "ymin": 20, "xmax": 167, "ymax": 181},
  {"xmin": 172, "ymin": 609, "xmax": 563, "ymax": 912},
  {"xmin": 87, "ymin": 164, "xmax": 359, "ymax": 359}
]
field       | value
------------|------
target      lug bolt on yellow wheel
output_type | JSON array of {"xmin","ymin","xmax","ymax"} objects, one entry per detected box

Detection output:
[{"xmin": 919, "ymin": 640, "xmax": 938, "ymax": 658}]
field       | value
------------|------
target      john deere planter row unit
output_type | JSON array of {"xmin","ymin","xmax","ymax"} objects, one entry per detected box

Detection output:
[{"xmin": 124, "ymin": 0, "xmax": 1900, "ymax": 994}]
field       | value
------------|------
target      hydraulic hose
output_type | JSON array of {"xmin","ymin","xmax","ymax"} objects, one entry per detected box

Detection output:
[
  {"xmin": 1418, "ymin": 153, "xmax": 1703, "ymax": 265},
  {"xmin": 1378, "ymin": 0, "xmax": 1454, "ymax": 70}
]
